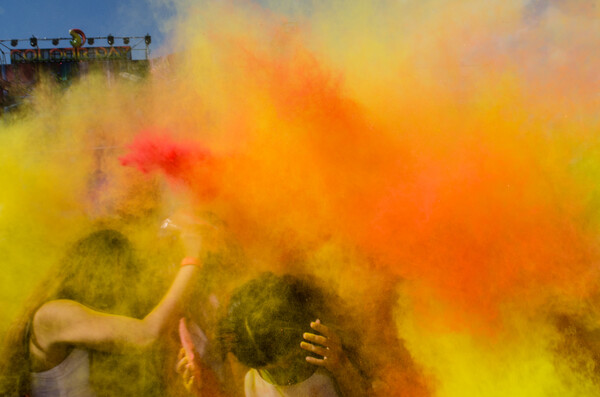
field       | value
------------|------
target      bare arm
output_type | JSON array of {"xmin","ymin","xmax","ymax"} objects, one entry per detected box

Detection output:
[{"xmin": 33, "ymin": 265, "xmax": 199, "ymax": 352}]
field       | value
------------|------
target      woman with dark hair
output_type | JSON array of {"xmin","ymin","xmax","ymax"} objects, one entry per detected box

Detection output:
[
  {"xmin": 0, "ymin": 227, "xmax": 202, "ymax": 397},
  {"xmin": 215, "ymin": 272, "xmax": 370, "ymax": 397}
]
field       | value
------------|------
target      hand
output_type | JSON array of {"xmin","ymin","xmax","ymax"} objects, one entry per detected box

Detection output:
[
  {"xmin": 160, "ymin": 211, "xmax": 209, "ymax": 258},
  {"xmin": 301, "ymin": 320, "xmax": 371, "ymax": 397},
  {"xmin": 176, "ymin": 348, "xmax": 197, "ymax": 393},
  {"xmin": 300, "ymin": 319, "xmax": 347, "ymax": 373}
]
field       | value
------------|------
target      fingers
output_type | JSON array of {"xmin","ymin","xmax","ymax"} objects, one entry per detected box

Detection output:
[
  {"xmin": 305, "ymin": 355, "xmax": 326, "ymax": 367},
  {"xmin": 183, "ymin": 371, "xmax": 195, "ymax": 392},
  {"xmin": 310, "ymin": 319, "xmax": 331, "ymax": 336},
  {"xmin": 303, "ymin": 332, "xmax": 328, "ymax": 346},
  {"xmin": 303, "ymin": 319, "xmax": 349, "ymax": 373},
  {"xmin": 303, "ymin": 320, "xmax": 342, "ymax": 355},
  {"xmin": 300, "ymin": 341, "xmax": 329, "ymax": 357},
  {"xmin": 177, "ymin": 350, "xmax": 196, "ymax": 392},
  {"xmin": 310, "ymin": 320, "xmax": 340, "ymax": 343},
  {"xmin": 310, "ymin": 320, "xmax": 342, "ymax": 347},
  {"xmin": 176, "ymin": 358, "xmax": 185, "ymax": 374},
  {"xmin": 161, "ymin": 218, "xmax": 181, "ymax": 231},
  {"xmin": 176, "ymin": 349, "xmax": 189, "ymax": 374}
]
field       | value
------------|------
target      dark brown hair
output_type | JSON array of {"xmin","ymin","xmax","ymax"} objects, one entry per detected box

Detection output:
[{"xmin": 218, "ymin": 272, "xmax": 326, "ymax": 369}]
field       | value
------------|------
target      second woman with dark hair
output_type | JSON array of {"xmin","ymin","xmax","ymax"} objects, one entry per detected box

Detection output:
[{"xmin": 216, "ymin": 272, "xmax": 371, "ymax": 397}]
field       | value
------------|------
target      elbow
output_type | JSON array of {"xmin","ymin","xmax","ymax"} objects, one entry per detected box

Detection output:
[
  {"xmin": 134, "ymin": 319, "xmax": 165, "ymax": 349},
  {"xmin": 137, "ymin": 333, "xmax": 159, "ymax": 350}
]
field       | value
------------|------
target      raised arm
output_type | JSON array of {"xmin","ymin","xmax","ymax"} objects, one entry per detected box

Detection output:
[
  {"xmin": 33, "ymin": 261, "xmax": 200, "ymax": 352},
  {"xmin": 33, "ymin": 216, "xmax": 206, "ymax": 354}
]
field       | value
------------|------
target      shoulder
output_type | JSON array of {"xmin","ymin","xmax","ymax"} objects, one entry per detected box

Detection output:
[
  {"xmin": 301, "ymin": 370, "xmax": 340, "ymax": 397},
  {"xmin": 244, "ymin": 368, "xmax": 259, "ymax": 386},
  {"xmin": 244, "ymin": 369, "xmax": 269, "ymax": 396},
  {"xmin": 32, "ymin": 300, "xmax": 94, "ymax": 344},
  {"xmin": 34, "ymin": 300, "xmax": 91, "ymax": 324},
  {"xmin": 30, "ymin": 300, "xmax": 84, "ymax": 354}
]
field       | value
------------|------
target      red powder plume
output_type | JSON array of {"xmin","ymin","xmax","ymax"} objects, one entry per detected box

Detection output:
[{"xmin": 119, "ymin": 130, "xmax": 220, "ymax": 199}]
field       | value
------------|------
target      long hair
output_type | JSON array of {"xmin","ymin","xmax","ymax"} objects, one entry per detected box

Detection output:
[{"xmin": 0, "ymin": 229, "xmax": 145, "ymax": 397}]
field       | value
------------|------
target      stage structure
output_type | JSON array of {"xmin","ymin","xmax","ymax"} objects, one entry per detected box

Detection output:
[{"xmin": 0, "ymin": 29, "xmax": 152, "ymax": 114}]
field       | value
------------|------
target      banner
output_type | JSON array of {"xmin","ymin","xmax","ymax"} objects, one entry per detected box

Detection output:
[{"xmin": 10, "ymin": 46, "xmax": 132, "ymax": 63}]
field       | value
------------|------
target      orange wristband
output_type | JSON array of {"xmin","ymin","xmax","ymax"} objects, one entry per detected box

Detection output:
[{"xmin": 180, "ymin": 257, "xmax": 199, "ymax": 267}]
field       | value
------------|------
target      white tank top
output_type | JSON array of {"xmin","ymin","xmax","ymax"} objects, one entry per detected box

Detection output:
[
  {"xmin": 31, "ymin": 348, "xmax": 96, "ymax": 397},
  {"xmin": 244, "ymin": 368, "xmax": 340, "ymax": 397}
]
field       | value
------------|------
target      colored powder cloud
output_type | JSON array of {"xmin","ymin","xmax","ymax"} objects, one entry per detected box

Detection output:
[
  {"xmin": 2, "ymin": 0, "xmax": 600, "ymax": 395},
  {"xmin": 119, "ymin": 130, "xmax": 219, "ymax": 198}
]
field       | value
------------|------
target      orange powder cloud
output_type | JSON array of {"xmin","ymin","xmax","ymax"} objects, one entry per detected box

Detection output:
[{"xmin": 124, "ymin": 2, "xmax": 600, "ymax": 334}]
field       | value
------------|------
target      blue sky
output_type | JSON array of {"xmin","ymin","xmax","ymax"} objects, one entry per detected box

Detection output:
[
  {"xmin": 0, "ymin": 0, "xmax": 177, "ymax": 60},
  {"xmin": 0, "ymin": 1, "xmax": 319, "ymax": 61}
]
